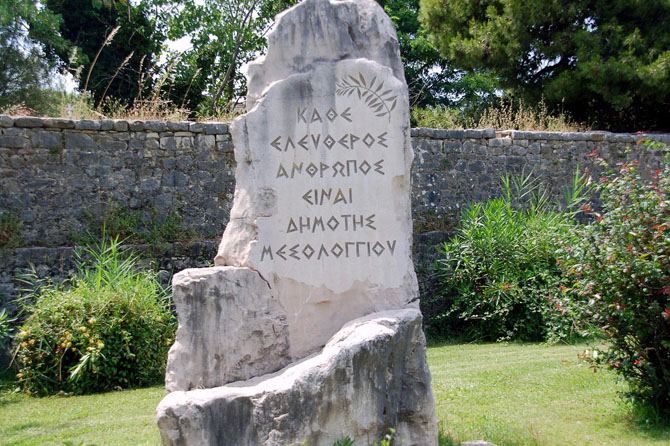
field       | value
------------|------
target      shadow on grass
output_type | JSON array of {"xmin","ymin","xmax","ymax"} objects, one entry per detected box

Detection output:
[
  {"xmin": 620, "ymin": 411, "xmax": 670, "ymax": 442},
  {"xmin": 0, "ymin": 366, "xmax": 21, "ymax": 408}
]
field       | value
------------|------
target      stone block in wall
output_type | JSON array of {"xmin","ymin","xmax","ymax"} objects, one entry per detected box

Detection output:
[
  {"xmin": 31, "ymin": 131, "xmax": 63, "ymax": 151},
  {"xmin": 203, "ymin": 123, "xmax": 228, "ymax": 134},
  {"xmin": 0, "ymin": 134, "xmax": 29, "ymax": 149},
  {"xmin": 99, "ymin": 138, "xmax": 128, "ymax": 151},
  {"xmin": 99, "ymin": 119, "xmax": 114, "ymax": 131},
  {"xmin": 195, "ymin": 134, "xmax": 215, "ymax": 150},
  {"xmin": 64, "ymin": 131, "xmax": 97, "ymax": 151},
  {"xmin": 14, "ymin": 117, "xmax": 43, "ymax": 128},
  {"xmin": 144, "ymin": 138, "xmax": 160, "ymax": 150},
  {"xmin": 412, "ymin": 137, "xmax": 442, "ymax": 154},
  {"xmin": 129, "ymin": 121, "xmax": 145, "ymax": 131},
  {"xmin": 43, "ymin": 118, "xmax": 74, "ymax": 129},
  {"xmin": 216, "ymin": 140, "xmax": 234, "ymax": 152},
  {"xmin": 167, "ymin": 121, "xmax": 190, "ymax": 131},
  {"xmin": 188, "ymin": 122, "xmax": 205, "ymax": 133},
  {"xmin": 145, "ymin": 121, "xmax": 167, "ymax": 132},
  {"xmin": 74, "ymin": 120, "xmax": 101, "ymax": 131},
  {"xmin": 113, "ymin": 120, "xmax": 129, "ymax": 131}
]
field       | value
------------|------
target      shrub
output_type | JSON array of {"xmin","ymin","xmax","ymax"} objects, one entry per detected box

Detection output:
[
  {"xmin": 429, "ymin": 170, "xmax": 587, "ymax": 341},
  {"xmin": 476, "ymin": 98, "xmax": 585, "ymax": 132},
  {"xmin": 411, "ymin": 106, "xmax": 473, "ymax": 129},
  {"xmin": 559, "ymin": 146, "xmax": 670, "ymax": 419},
  {"xmin": 13, "ymin": 238, "xmax": 176, "ymax": 395}
]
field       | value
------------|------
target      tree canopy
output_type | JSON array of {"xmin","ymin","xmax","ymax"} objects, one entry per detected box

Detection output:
[
  {"xmin": 0, "ymin": 0, "xmax": 66, "ymax": 113},
  {"xmin": 43, "ymin": 0, "xmax": 165, "ymax": 106},
  {"xmin": 165, "ymin": 0, "xmax": 298, "ymax": 114},
  {"xmin": 419, "ymin": 0, "xmax": 670, "ymax": 131},
  {"xmin": 378, "ymin": 0, "xmax": 499, "ymax": 114}
]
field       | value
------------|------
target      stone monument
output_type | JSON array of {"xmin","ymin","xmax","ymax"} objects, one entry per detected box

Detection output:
[{"xmin": 157, "ymin": 0, "xmax": 438, "ymax": 444}]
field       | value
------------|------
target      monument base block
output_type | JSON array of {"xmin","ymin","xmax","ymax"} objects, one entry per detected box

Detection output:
[
  {"xmin": 165, "ymin": 266, "xmax": 290, "ymax": 392},
  {"xmin": 157, "ymin": 308, "xmax": 438, "ymax": 446}
]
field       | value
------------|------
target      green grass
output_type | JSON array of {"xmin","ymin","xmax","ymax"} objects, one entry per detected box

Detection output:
[
  {"xmin": 0, "ymin": 343, "xmax": 668, "ymax": 445},
  {"xmin": 0, "ymin": 373, "xmax": 164, "ymax": 446},
  {"xmin": 430, "ymin": 343, "xmax": 669, "ymax": 446}
]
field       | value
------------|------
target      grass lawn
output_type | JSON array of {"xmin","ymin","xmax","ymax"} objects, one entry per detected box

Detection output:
[
  {"xmin": 430, "ymin": 343, "xmax": 669, "ymax": 446},
  {"xmin": 0, "ymin": 343, "xmax": 668, "ymax": 445},
  {"xmin": 0, "ymin": 375, "xmax": 164, "ymax": 446}
]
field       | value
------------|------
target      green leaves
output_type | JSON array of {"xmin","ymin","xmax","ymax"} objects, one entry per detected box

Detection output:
[
  {"xmin": 419, "ymin": 0, "xmax": 670, "ymax": 131},
  {"xmin": 165, "ymin": 0, "xmax": 299, "ymax": 114},
  {"xmin": 430, "ymin": 169, "xmax": 587, "ymax": 342},
  {"xmin": 13, "ymin": 237, "xmax": 176, "ymax": 395},
  {"xmin": 560, "ymin": 145, "xmax": 670, "ymax": 419}
]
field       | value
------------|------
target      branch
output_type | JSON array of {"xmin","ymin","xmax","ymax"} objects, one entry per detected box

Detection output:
[{"xmin": 210, "ymin": 0, "xmax": 260, "ymax": 114}]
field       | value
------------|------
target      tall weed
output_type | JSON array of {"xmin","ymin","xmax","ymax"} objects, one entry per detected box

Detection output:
[
  {"xmin": 412, "ymin": 98, "xmax": 587, "ymax": 131},
  {"xmin": 0, "ymin": 212, "xmax": 21, "ymax": 249}
]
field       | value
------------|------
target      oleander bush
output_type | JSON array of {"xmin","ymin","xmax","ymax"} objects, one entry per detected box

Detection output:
[
  {"xmin": 429, "ymin": 170, "xmax": 588, "ymax": 341},
  {"xmin": 13, "ymin": 237, "xmax": 176, "ymax": 395},
  {"xmin": 559, "ymin": 144, "xmax": 670, "ymax": 420}
]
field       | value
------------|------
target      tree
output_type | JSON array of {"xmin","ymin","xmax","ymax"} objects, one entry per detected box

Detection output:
[
  {"xmin": 378, "ymin": 0, "xmax": 499, "ymax": 113},
  {"xmin": 0, "ymin": 0, "xmax": 66, "ymax": 113},
  {"xmin": 166, "ymin": 0, "xmax": 298, "ymax": 115},
  {"xmin": 419, "ymin": 0, "xmax": 670, "ymax": 131},
  {"xmin": 43, "ymin": 0, "xmax": 166, "ymax": 106}
]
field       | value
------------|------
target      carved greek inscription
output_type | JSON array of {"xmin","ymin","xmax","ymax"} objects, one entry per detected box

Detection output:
[
  {"xmin": 260, "ymin": 78, "xmax": 402, "ymax": 267},
  {"xmin": 276, "ymin": 159, "xmax": 385, "ymax": 179},
  {"xmin": 297, "ymin": 107, "xmax": 352, "ymax": 123},
  {"xmin": 260, "ymin": 240, "xmax": 397, "ymax": 261},
  {"xmin": 270, "ymin": 132, "xmax": 387, "ymax": 151},
  {"xmin": 302, "ymin": 188, "xmax": 353, "ymax": 205},
  {"xmin": 286, "ymin": 214, "xmax": 376, "ymax": 234}
]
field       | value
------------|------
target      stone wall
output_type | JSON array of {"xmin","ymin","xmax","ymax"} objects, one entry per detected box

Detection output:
[
  {"xmin": 410, "ymin": 127, "xmax": 669, "ymax": 224},
  {"xmin": 0, "ymin": 116, "xmax": 235, "ymax": 247},
  {"xmin": 1, "ymin": 115, "xmax": 669, "ymax": 309}
]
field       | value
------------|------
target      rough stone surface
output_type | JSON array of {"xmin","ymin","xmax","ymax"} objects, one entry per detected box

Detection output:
[
  {"xmin": 165, "ymin": 266, "xmax": 290, "ymax": 392},
  {"xmin": 157, "ymin": 308, "xmax": 437, "ymax": 446},
  {"xmin": 216, "ymin": 0, "xmax": 419, "ymax": 358},
  {"xmin": 245, "ymin": 0, "xmax": 405, "ymax": 110}
]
